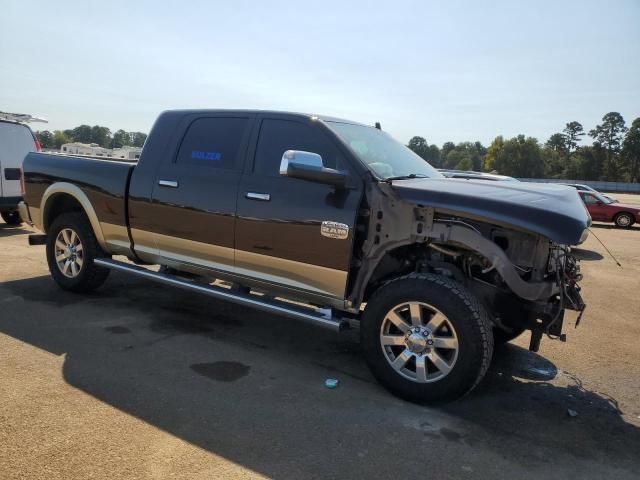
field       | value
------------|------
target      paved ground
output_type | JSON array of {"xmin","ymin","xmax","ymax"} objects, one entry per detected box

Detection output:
[{"xmin": 1, "ymin": 196, "xmax": 639, "ymax": 479}]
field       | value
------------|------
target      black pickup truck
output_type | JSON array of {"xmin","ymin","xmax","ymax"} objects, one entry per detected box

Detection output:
[{"xmin": 20, "ymin": 110, "xmax": 589, "ymax": 403}]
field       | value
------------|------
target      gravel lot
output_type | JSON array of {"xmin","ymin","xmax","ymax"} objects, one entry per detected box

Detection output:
[{"xmin": 1, "ymin": 195, "xmax": 639, "ymax": 479}]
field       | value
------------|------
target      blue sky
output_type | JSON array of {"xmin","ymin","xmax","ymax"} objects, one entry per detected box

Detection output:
[{"xmin": 1, "ymin": 0, "xmax": 638, "ymax": 146}]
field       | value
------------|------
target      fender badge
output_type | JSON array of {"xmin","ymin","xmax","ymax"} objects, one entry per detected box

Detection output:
[{"xmin": 321, "ymin": 221, "xmax": 349, "ymax": 240}]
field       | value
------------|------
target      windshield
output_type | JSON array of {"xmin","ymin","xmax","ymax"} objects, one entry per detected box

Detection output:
[
  {"xmin": 589, "ymin": 191, "xmax": 615, "ymax": 204},
  {"xmin": 326, "ymin": 121, "xmax": 443, "ymax": 180},
  {"xmin": 598, "ymin": 193, "xmax": 615, "ymax": 204}
]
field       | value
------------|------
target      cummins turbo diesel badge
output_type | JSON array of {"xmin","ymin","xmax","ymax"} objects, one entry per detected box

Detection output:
[{"xmin": 321, "ymin": 221, "xmax": 349, "ymax": 239}]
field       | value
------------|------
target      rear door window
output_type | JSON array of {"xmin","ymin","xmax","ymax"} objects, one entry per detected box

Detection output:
[
  {"xmin": 253, "ymin": 119, "xmax": 344, "ymax": 176},
  {"xmin": 176, "ymin": 117, "xmax": 249, "ymax": 171}
]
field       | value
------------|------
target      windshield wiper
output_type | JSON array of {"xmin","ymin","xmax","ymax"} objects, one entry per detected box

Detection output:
[{"xmin": 383, "ymin": 173, "xmax": 430, "ymax": 182}]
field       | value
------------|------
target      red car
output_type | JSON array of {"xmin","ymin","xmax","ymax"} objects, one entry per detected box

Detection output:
[{"xmin": 578, "ymin": 191, "xmax": 640, "ymax": 228}]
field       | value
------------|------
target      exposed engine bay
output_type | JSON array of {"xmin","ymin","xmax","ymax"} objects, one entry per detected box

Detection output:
[
  {"xmin": 351, "ymin": 193, "xmax": 587, "ymax": 352},
  {"xmin": 420, "ymin": 218, "xmax": 586, "ymax": 350}
]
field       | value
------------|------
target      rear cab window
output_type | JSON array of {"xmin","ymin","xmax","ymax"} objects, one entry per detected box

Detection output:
[{"xmin": 176, "ymin": 117, "xmax": 250, "ymax": 171}]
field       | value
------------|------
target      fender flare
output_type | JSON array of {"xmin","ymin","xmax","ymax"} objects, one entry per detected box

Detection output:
[{"xmin": 40, "ymin": 182, "xmax": 108, "ymax": 250}]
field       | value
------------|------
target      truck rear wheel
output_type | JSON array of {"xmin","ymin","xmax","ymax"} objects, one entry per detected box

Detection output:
[
  {"xmin": 1, "ymin": 211, "xmax": 22, "ymax": 225},
  {"xmin": 46, "ymin": 212, "xmax": 110, "ymax": 292},
  {"xmin": 361, "ymin": 273, "xmax": 493, "ymax": 403}
]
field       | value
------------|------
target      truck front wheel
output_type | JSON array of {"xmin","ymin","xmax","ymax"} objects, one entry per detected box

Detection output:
[
  {"xmin": 361, "ymin": 273, "xmax": 493, "ymax": 403},
  {"xmin": 46, "ymin": 212, "xmax": 110, "ymax": 292}
]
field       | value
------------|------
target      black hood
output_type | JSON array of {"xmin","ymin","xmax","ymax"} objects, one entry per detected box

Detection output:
[{"xmin": 391, "ymin": 178, "xmax": 590, "ymax": 245}]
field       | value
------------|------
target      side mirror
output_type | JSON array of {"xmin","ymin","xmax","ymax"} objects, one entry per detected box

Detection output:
[
  {"xmin": 280, "ymin": 150, "xmax": 347, "ymax": 187},
  {"xmin": 596, "ymin": 201, "xmax": 603, "ymax": 206}
]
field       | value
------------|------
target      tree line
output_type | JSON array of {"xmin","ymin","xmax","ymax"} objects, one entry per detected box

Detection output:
[
  {"xmin": 407, "ymin": 112, "xmax": 640, "ymax": 182},
  {"xmin": 35, "ymin": 125, "xmax": 147, "ymax": 150}
]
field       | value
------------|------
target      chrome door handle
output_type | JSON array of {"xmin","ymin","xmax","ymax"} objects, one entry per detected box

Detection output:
[
  {"xmin": 158, "ymin": 180, "xmax": 178, "ymax": 188},
  {"xmin": 246, "ymin": 192, "xmax": 270, "ymax": 201}
]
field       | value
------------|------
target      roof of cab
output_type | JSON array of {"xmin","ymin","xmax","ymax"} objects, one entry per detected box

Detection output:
[{"xmin": 159, "ymin": 109, "xmax": 372, "ymax": 127}]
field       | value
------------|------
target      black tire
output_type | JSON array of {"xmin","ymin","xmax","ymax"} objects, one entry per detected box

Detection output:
[
  {"xmin": 493, "ymin": 324, "xmax": 527, "ymax": 344},
  {"xmin": 361, "ymin": 273, "xmax": 493, "ymax": 404},
  {"xmin": 1, "ymin": 210, "xmax": 22, "ymax": 225},
  {"xmin": 46, "ymin": 212, "xmax": 110, "ymax": 292},
  {"xmin": 614, "ymin": 212, "xmax": 634, "ymax": 228}
]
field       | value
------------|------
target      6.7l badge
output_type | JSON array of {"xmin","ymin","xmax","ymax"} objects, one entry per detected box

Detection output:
[{"xmin": 321, "ymin": 221, "xmax": 349, "ymax": 240}]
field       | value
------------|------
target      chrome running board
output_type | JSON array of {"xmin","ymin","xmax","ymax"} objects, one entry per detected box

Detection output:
[{"xmin": 94, "ymin": 258, "xmax": 348, "ymax": 332}]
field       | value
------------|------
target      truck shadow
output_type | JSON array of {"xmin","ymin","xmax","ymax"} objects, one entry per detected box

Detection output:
[
  {"xmin": 1, "ymin": 273, "xmax": 639, "ymax": 477},
  {"xmin": 0, "ymin": 223, "xmax": 32, "ymax": 238},
  {"xmin": 571, "ymin": 248, "xmax": 604, "ymax": 261},
  {"xmin": 590, "ymin": 223, "xmax": 640, "ymax": 231}
]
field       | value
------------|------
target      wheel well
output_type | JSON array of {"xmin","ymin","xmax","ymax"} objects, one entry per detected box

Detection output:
[
  {"xmin": 361, "ymin": 241, "xmax": 487, "ymax": 303},
  {"xmin": 362, "ymin": 244, "xmax": 424, "ymax": 302},
  {"xmin": 44, "ymin": 193, "xmax": 84, "ymax": 231}
]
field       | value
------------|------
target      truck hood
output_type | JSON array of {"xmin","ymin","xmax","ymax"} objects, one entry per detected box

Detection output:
[{"xmin": 391, "ymin": 178, "xmax": 590, "ymax": 245}]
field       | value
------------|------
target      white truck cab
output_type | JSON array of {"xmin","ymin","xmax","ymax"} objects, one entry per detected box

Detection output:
[{"xmin": 0, "ymin": 112, "xmax": 46, "ymax": 225}]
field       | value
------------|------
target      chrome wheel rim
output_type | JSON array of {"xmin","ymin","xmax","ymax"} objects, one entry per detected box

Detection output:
[
  {"xmin": 617, "ymin": 215, "xmax": 631, "ymax": 227},
  {"xmin": 55, "ymin": 228, "xmax": 84, "ymax": 278},
  {"xmin": 380, "ymin": 302, "xmax": 459, "ymax": 383}
]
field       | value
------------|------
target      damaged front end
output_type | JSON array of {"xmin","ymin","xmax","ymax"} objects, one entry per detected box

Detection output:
[
  {"xmin": 350, "ymin": 181, "xmax": 589, "ymax": 352},
  {"xmin": 422, "ymin": 220, "xmax": 587, "ymax": 352},
  {"xmin": 484, "ymin": 239, "xmax": 587, "ymax": 351},
  {"xmin": 535, "ymin": 244, "xmax": 587, "ymax": 346}
]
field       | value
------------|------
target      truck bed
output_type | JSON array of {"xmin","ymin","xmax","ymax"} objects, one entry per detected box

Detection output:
[
  {"xmin": 23, "ymin": 152, "xmax": 136, "ymax": 230},
  {"xmin": 40, "ymin": 151, "xmax": 139, "ymax": 163}
]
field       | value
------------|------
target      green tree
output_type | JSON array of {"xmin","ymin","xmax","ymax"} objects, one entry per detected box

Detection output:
[
  {"xmin": 35, "ymin": 130, "xmax": 54, "ymax": 149},
  {"xmin": 71, "ymin": 125, "xmax": 92, "ymax": 143},
  {"xmin": 544, "ymin": 133, "xmax": 569, "ymax": 178},
  {"xmin": 453, "ymin": 153, "xmax": 473, "ymax": 170},
  {"xmin": 441, "ymin": 142, "xmax": 455, "ymax": 163},
  {"xmin": 473, "ymin": 141, "xmax": 487, "ymax": 170},
  {"xmin": 589, "ymin": 113, "xmax": 626, "ymax": 153},
  {"xmin": 442, "ymin": 142, "xmax": 485, "ymax": 170},
  {"xmin": 563, "ymin": 121, "xmax": 585, "ymax": 152},
  {"xmin": 112, "ymin": 129, "xmax": 131, "ymax": 148},
  {"xmin": 484, "ymin": 136, "xmax": 503, "ymax": 172},
  {"xmin": 427, "ymin": 144, "xmax": 441, "ymax": 167},
  {"xmin": 589, "ymin": 112, "xmax": 627, "ymax": 181},
  {"xmin": 131, "ymin": 132, "xmax": 147, "ymax": 147},
  {"xmin": 570, "ymin": 145, "xmax": 606, "ymax": 181},
  {"xmin": 542, "ymin": 146, "xmax": 564, "ymax": 178},
  {"xmin": 407, "ymin": 136, "xmax": 430, "ymax": 161},
  {"xmin": 407, "ymin": 136, "xmax": 440, "ymax": 166},
  {"xmin": 444, "ymin": 149, "xmax": 466, "ymax": 169},
  {"xmin": 545, "ymin": 133, "xmax": 568, "ymax": 154},
  {"xmin": 622, "ymin": 118, "xmax": 640, "ymax": 182},
  {"xmin": 90, "ymin": 125, "xmax": 112, "ymax": 147},
  {"xmin": 52, "ymin": 130, "xmax": 71, "ymax": 149},
  {"xmin": 486, "ymin": 135, "xmax": 544, "ymax": 178}
]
